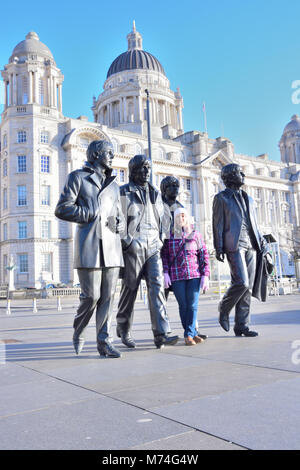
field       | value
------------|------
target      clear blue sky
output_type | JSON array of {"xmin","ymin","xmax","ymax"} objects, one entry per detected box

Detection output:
[{"xmin": 1, "ymin": 0, "xmax": 300, "ymax": 161}]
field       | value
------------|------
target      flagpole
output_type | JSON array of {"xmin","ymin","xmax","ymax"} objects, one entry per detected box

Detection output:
[{"xmin": 202, "ymin": 102, "xmax": 207, "ymax": 134}]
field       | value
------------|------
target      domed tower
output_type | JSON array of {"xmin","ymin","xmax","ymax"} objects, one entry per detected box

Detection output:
[
  {"xmin": 1, "ymin": 31, "xmax": 63, "ymax": 113},
  {"xmin": 0, "ymin": 32, "xmax": 65, "ymax": 288},
  {"xmin": 92, "ymin": 22, "xmax": 184, "ymax": 139},
  {"xmin": 279, "ymin": 114, "xmax": 300, "ymax": 164}
]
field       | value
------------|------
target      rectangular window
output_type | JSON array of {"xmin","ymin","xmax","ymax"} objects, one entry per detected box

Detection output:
[
  {"xmin": 3, "ymin": 135, "xmax": 7, "ymax": 148},
  {"xmin": 186, "ymin": 179, "xmax": 191, "ymax": 191},
  {"xmin": 41, "ymin": 185, "xmax": 50, "ymax": 205},
  {"xmin": 41, "ymin": 252, "xmax": 52, "ymax": 272},
  {"xmin": 3, "ymin": 188, "xmax": 7, "ymax": 209},
  {"xmin": 18, "ymin": 253, "xmax": 28, "ymax": 273},
  {"xmin": 119, "ymin": 169, "xmax": 125, "ymax": 183},
  {"xmin": 3, "ymin": 159, "xmax": 7, "ymax": 177},
  {"xmin": 17, "ymin": 185, "xmax": 27, "ymax": 206},
  {"xmin": 17, "ymin": 155, "xmax": 27, "ymax": 173},
  {"xmin": 3, "ymin": 254, "xmax": 8, "ymax": 277},
  {"xmin": 254, "ymin": 188, "xmax": 261, "ymax": 199},
  {"xmin": 41, "ymin": 220, "xmax": 51, "ymax": 238},
  {"xmin": 40, "ymin": 131, "xmax": 49, "ymax": 144},
  {"xmin": 3, "ymin": 223, "xmax": 7, "ymax": 241},
  {"xmin": 17, "ymin": 131, "xmax": 26, "ymax": 143},
  {"xmin": 18, "ymin": 254, "xmax": 28, "ymax": 273},
  {"xmin": 41, "ymin": 155, "xmax": 50, "ymax": 173},
  {"xmin": 18, "ymin": 221, "xmax": 27, "ymax": 239}
]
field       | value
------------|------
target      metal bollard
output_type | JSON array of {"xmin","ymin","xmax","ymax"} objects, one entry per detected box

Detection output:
[
  {"xmin": 57, "ymin": 296, "xmax": 62, "ymax": 311},
  {"xmin": 33, "ymin": 297, "xmax": 38, "ymax": 313},
  {"xmin": 143, "ymin": 289, "xmax": 148, "ymax": 307},
  {"xmin": 6, "ymin": 299, "xmax": 11, "ymax": 315}
]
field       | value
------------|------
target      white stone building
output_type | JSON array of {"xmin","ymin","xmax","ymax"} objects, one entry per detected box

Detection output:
[{"xmin": 1, "ymin": 25, "xmax": 300, "ymax": 288}]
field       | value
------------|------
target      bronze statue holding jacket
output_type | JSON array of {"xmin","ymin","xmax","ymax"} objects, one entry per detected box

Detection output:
[
  {"xmin": 55, "ymin": 140, "xmax": 124, "ymax": 358},
  {"xmin": 212, "ymin": 163, "xmax": 267, "ymax": 336}
]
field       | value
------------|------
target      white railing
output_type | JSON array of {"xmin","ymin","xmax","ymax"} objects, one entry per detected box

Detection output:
[{"xmin": 49, "ymin": 288, "xmax": 81, "ymax": 297}]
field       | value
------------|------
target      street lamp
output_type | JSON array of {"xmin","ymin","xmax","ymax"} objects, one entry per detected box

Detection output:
[{"xmin": 145, "ymin": 89, "xmax": 153, "ymax": 184}]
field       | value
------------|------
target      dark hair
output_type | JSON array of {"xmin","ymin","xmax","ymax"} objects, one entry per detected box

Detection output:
[
  {"xmin": 128, "ymin": 154, "xmax": 149, "ymax": 181},
  {"xmin": 160, "ymin": 176, "xmax": 179, "ymax": 195},
  {"xmin": 86, "ymin": 140, "xmax": 112, "ymax": 164},
  {"xmin": 221, "ymin": 163, "xmax": 241, "ymax": 185}
]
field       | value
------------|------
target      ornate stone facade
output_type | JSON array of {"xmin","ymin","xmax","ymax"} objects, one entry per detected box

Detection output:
[{"xmin": 1, "ymin": 25, "xmax": 299, "ymax": 287}]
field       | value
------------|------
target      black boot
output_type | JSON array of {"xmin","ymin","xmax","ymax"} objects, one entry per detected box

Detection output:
[
  {"xmin": 154, "ymin": 334, "xmax": 179, "ymax": 349},
  {"xmin": 116, "ymin": 326, "xmax": 136, "ymax": 348},
  {"xmin": 234, "ymin": 327, "xmax": 258, "ymax": 337},
  {"xmin": 98, "ymin": 342, "xmax": 122, "ymax": 358}
]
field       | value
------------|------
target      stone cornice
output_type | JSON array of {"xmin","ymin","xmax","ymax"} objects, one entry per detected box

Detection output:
[{"xmin": 0, "ymin": 237, "xmax": 72, "ymax": 246}]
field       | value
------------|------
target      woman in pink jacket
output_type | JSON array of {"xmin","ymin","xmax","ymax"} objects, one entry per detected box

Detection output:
[{"xmin": 161, "ymin": 208, "xmax": 210, "ymax": 345}]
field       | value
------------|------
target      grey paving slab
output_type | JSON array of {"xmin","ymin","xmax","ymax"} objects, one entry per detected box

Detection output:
[
  {"xmin": 162, "ymin": 329, "xmax": 300, "ymax": 373},
  {"xmin": 0, "ymin": 396, "xmax": 189, "ymax": 450},
  {"xmin": 130, "ymin": 430, "xmax": 244, "ymax": 450},
  {"xmin": 0, "ymin": 362, "xmax": 45, "ymax": 387},
  {"xmin": 150, "ymin": 376, "xmax": 300, "ymax": 450},
  {"xmin": 106, "ymin": 360, "xmax": 297, "ymax": 409},
  {"xmin": 0, "ymin": 369, "xmax": 98, "ymax": 417}
]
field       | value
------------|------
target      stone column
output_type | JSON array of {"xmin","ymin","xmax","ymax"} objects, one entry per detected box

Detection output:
[
  {"xmin": 34, "ymin": 72, "xmax": 39, "ymax": 104},
  {"xmin": 151, "ymin": 99, "xmax": 156, "ymax": 124},
  {"xmin": 165, "ymin": 102, "xmax": 169, "ymax": 124},
  {"xmin": 4, "ymin": 81, "xmax": 8, "ymax": 108},
  {"xmin": 53, "ymin": 77, "xmax": 57, "ymax": 108},
  {"xmin": 28, "ymin": 72, "xmax": 33, "ymax": 103},
  {"xmin": 12, "ymin": 73, "xmax": 17, "ymax": 105},
  {"xmin": 119, "ymin": 98, "xmax": 123, "ymax": 124},
  {"xmin": 109, "ymin": 103, "xmax": 113, "ymax": 127},
  {"xmin": 177, "ymin": 106, "xmax": 183, "ymax": 130},
  {"xmin": 58, "ymin": 84, "xmax": 62, "ymax": 112},
  {"xmin": 138, "ymin": 96, "xmax": 143, "ymax": 121},
  {"xmin": 123, "ymin": 97, "xmax": 127, "ymax": 123},
  {"xmin": 9, "ymin": 74, "xmax": 13, "ymax": 106},
  {"xmin": 261, "ymin": 188, "xmax": 267, "ymax": 224}
]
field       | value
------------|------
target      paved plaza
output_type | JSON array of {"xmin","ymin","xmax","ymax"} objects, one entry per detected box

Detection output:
[{"xmin": 0, "ymin": 292, "xmax": 300, "ymax": 450}]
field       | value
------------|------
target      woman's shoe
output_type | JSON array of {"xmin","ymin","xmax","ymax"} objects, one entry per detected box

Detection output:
[
  {"xmin": 185, "ymin": 336, "xmax": 196, "ymax": 346},
  {"xmin": 193, "ymin": 335, "xmax": 204, "ymax": 344},
  {"xmin": 196, "ymin": 332, "xmax": 208, "ymax": 340}
]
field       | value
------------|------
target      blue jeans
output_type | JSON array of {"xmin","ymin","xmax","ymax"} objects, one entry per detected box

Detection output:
[{"xmin": 172, "ymin": 278, "xmax": 201, "ymax": 338}]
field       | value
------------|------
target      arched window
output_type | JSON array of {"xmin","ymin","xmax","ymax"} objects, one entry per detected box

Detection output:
[
  {"xmin": 158, "ymin": 148, "xmax": 165, "ymax": 160},
  {"xmin": 111, "ymin": 139, "xmax": 118, "ymax": 153},
  {"xmin": 135, "ymin": 143, "xmax": 143, "ymax": 155}
]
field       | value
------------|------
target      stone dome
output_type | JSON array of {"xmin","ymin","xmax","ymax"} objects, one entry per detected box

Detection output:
[
  {"xmin": 283, "ymin": 114, "xmax": 300, "ymax": 134},
  {"xmin": 10, "ymin": 32, "xmax": 54, "ymax": 62},
  {"xmin": 106, "ymin": 22, "xmax": 165, "ymax": 78}
]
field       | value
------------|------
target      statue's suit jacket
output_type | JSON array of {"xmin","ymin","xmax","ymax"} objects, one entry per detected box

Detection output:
[
  {"xmin": 212, "ymin": 188, "xmax": 264, "ymax": 254},
  {"xmin": 119, "ymin": 181, "xmax": 170, "ymax": 288},
  {"xmin": 55, "ymin": 164, "xmax": 124, "ymax": 269}
]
